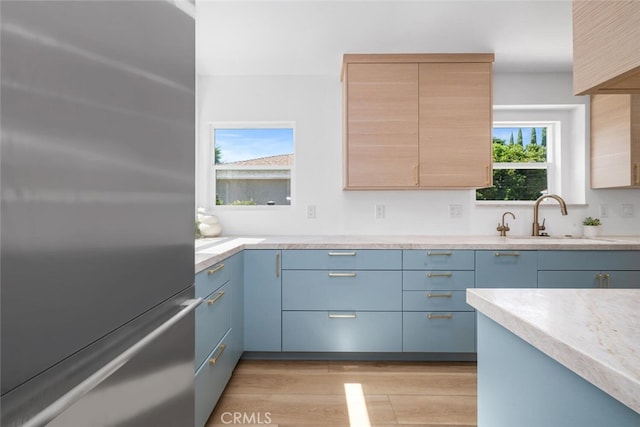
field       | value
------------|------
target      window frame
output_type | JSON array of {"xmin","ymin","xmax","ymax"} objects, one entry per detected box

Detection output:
[
  {"xmin": 475, "ymin": 105, "xmax": 586, "ymax": 206},
  {"xmin": 208, "ymin": 121, "xmax": 296, "ymax": 209}
]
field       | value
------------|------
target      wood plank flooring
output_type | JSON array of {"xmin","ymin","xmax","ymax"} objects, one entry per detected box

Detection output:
[{"xmin": 206, "ymin": 360, "xmax": 477, "ymax": 427}]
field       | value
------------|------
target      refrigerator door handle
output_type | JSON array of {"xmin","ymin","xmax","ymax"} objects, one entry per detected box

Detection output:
[{"xmin": 22, "ymin": 298, "xmax": 203, "ymax": 427}]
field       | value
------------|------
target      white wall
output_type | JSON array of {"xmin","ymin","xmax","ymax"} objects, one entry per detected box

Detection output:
[{"xmin": 197, "ymin": 72, "xmax": 640, "ymax": 237}]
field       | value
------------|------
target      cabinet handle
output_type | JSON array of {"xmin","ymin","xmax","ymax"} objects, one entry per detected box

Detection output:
[
  {"xmin": 427, "ymin": 251, "xmax": 452, "ymax": 256},
  {"xmin": 634, "ymin": 163, "xmax": 639, "ymax": 185},
  {"xmin": 596, "ymin": 273, "xmax": 603, "ymax": 288},
  {"xmin": 207, "ymin": 264, "xmax": 225, "ymax": 275},
  {"xmin": 604, "ymin": 273, "xmax": 611, "ymax": 288},
  {"xmin": 207, "ymin": 291, "xmax": 225, "ymax": 305},
  {"xmin": 485, "ymin": 164, "xmax": 491, "ymax": 186},
  {"xmin": 328, "ymin": 313, "xmax": 357, "ymax": 319},
  {"xmin": 328, "ymin": 272, "xmax": 357, "ymax": 278},
  {"xmin": 494, "ymin": 252, "xmax": 520, "ymax": 257},
  {"xmin": 427, "ymin": 313, "xmax": 453, "ymax": 319},
  {"xmin": 414, "ymin": 163, "xmax": 419, "ymax": 186},
  {"xmin": 427, "ymin": 293, "xmax": 452, "ymax": 298},
  {"xmin": 275, "ymin": 252, "xmax": 280, "ymax": 278},
  {"xmin": 209, "ymin": 344, "xmax": 227, "ymax": 365},
  {"xmin": 328, "ymin": 251, "xmax": 356, "ymax": 256},
  {"xmin": 427, "ymin": 272, "xmax": 453, "ymax": 278}
]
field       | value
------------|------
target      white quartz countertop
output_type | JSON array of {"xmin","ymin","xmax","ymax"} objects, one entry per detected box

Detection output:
[
  {"xmin": 194, "ymin": 234, "xmax": 640, "ymax": 272},
  {"xmin": 467, "ymin": 288, "xmax": 640, "ymax": 414}
]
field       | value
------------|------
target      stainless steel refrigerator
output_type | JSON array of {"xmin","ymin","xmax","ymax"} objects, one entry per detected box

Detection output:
[{"xmin": 1, "ymin": 1, "xmax": 197, "ymax": 425}]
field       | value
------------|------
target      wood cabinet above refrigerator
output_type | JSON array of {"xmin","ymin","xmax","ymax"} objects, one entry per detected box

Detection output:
[
  {"xmin": 341, "ymin": 53, "xmax": 494, "ymax": 190},
  {"xmin": 573, "ymin": 1, "xmax": 640, "ymax": 95}
]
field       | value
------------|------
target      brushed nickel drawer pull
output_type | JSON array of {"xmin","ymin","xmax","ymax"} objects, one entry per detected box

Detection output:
[
  {"xmin": 275, "ymin": 252, "xmax": 280, "ymax": 278},
  {"xmin": 427, "ymin": 293, "xmax": 452, "ymax": 298},
  {"xmin": 328, "ymin": 251, "xmax": 357, "ymax": 256},
  {"xmin": 207, "ymin": 264, "xmax": 225, "ymax": 275},
  {"xmin": 494, "ymin": 252, "xmax": 520, "ymax": 257},
  {"xmin": 328, "ymin": 272, "xmax": 357, "ymax": 278},
  {"xmin": 207, "ymin": 291, "xmax": 224, "ymax": 305},
  {"xmin": 634, "ymin": 163, "xmax": 639, "ymax": 185},
  {"xmin": 209, "ymin": 344, "xmax": 227, "ymax": 365},
  {"xmin": 427, "ymin": 251, "xmax": 452, "ymax": 256},
  {"xmin": 328, "ymin": 313, "xmax": 357, "ymax": 319},
  {"xmin": 427, "ymin": 272, "xmax": 453, "ymax": 278},
  {"xmin": 427, "ymin": 313, "xmax": 453, "ymax": 319}
]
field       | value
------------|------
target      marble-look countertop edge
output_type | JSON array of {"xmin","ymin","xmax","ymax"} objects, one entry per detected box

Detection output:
[
  {"xmin": 467, "ymin": 289, "xmax": 640, "ymax": 414},
  {"xmin": 194, "ymin": 235, "xmax": 640, "ymax": 272}
]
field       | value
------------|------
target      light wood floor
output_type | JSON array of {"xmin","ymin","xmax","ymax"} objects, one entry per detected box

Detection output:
[{"xmin": 206, "ymin": 360, "xmax": 477, "ymax": 427}]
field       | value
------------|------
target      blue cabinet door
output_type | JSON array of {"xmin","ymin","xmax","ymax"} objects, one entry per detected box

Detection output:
[
  {"xmin": 476, "ymin": 250, "xmax": 538, "ymax": 288},
  {"xmin": 244, "ymin": 250, "xmax": 282, "ymax": 351},
  {"xmin": 282, "ymin": 311, "xmax": 402, "ymax": 352},
  {"xmin": 538, "ymin": 250, "xmax": 640, "ymax": 270},
  {"xmin": 403, "ymin": 250, "xmax": 475, "ymax": 270},
  {"xmin": 403, "ymin": 311, "xmax": 475, "ymax": 352},
  {"xmin": 282, "ymin": 249, "xmax": 402, "ymax": 270},
  {"xmin": 282, "ymin": 270, "xmax": 402, "ymax": 311},
  {"xmin": 226, "ymin": 252, "xmax": 244, "ymax": 365}
]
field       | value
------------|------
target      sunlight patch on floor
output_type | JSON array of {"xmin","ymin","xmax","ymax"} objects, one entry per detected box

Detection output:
[{"xmin": 344, "ymin": 383, "xmax": 371, "ymax": 427}]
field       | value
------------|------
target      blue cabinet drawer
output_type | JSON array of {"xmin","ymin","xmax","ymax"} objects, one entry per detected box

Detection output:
[
  {"xmin": 403, "ymin": 250, "xmax": 474, "ymax": 270},
  {"xmin": 539, "ymin": 271, "xmax": 640, "ymax": 288},
  {"xmin": 403, "ymin": 270, "xmax": 475, "ymax": 291},
  {"xmin": 195, "ymin": 330, "xmax": 235, "ymax": 427},
  {"xmin": 403, "ymin": 290, "xmax": 473, "ymax": 312},
  {"xmin": 403, "ymin": 311, "xmax": 475, "ymax": 353},
  {"xmin": 476, "ymin": 250, "xmax": 538, "ymax": 288},
  {"xmin": 195, "ymin": 283, "xmax": 230, "ymax": 369},
  {"xmin": 538, "ymin": 250, "xmax": 640, "ymax": 271},
  {"xmin": 281, "ymin": 249, "xmax": 402, "ymax": 270},
  {"xmin": 282, "ymin": 270, "xmax": 402, "ymax": 311},
  {"xmin": 195, "ymin": 260, "xmax": 231, "ymax": 299},
  {"xmin": 282, "ymin": 311, "xmax": 402, "ymax": 352}
]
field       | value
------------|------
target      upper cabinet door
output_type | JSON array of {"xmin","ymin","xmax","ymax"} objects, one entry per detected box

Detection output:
[
  {"xmin": 573, "ymin": 1, "xmax": 640, "ymax": 95},
  {"xmin": 345, "ymin": 63, "xmax": 420, "ymax": 188},
  {"xmin": 590, "ymin": 94, "xmax": 640, "ymax": 188},
  {"xmin": 419, "ymin": 62, "xmax": 493, "ymax": 188}
]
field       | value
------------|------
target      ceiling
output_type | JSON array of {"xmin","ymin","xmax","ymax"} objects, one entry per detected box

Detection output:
[{"xmin": 196, "ymin": 0, "xmax": 574, "ymax": 76}]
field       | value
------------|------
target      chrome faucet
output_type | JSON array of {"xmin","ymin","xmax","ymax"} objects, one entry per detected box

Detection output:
[
  {"xmin": 497, "ymin": 211, "xmax": 516, "ymax": 237},
  {"xmin": 532, "ymin": 194, "xmax": 568, "ymax": 236}
]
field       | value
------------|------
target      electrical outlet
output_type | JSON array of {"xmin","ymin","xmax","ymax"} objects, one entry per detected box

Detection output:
[
  {"xmin": 306, "ymin": 204, "xmax": 316, "ymax": 219},
  {"xmin": 375, "ymin": 204, "xmax": 385, "ymax": 219},
  {"xmin": 599, "ymin": 204, "xmax": 609, "ymax": 218},
  {"xmin": 449, "ymin": 204, "xmax": 463, "ymax": 218},
  {"xmin": 621, "ymin": 204, "xmax": 634, "ymax": 218}
]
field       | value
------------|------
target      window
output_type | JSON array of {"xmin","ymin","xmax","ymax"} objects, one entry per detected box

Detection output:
[
  {"xmin": 211, "ymin": 123, "xmax": 294, "ymax": 206},
  {"xmin": 477, "ymin": 122, "xmax": 556, "ymax": 202}
]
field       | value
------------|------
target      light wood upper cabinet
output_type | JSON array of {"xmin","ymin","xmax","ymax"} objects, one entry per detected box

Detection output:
[
  {"xmin": 342, "ymin": 54, "xmax": 494, "ymax": 190},
  {"xmin": 345, "ymin": 63, "xmax": 420, "ymax": 188},
  {"xmin": 573, "ymin": 1, "xmax": 640, "ymax": 95},
  {"xmin": 590, "ymin": 94, "xmax": 640, "ymax": 188},
  {"xmin": 419, "ymin": 62, "xmax": 492, "ymax": 187}
]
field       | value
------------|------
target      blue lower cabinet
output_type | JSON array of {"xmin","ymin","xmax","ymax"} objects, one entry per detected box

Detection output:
[
  {"xmin": 403, "ymin": 270, "xmax": 475, "ymax": 291},
  {"xmin": 282, "ymin": 311, "xmax": 402, "ymax": 352},
  {"xmin": 403, "ymin": 290, "xmax": 472, "ymax": 312},
  {"xmin": 195, "ymin": 330, "xmax": 235, "ymax": 427},
  {"xmin": 476, "ymin": 250, "xmax": 538, "ymax": 288},
  {"xmin": 403, "ymin": 311, "xmax": 476, "ymax": 353},
  {"xmin": 282, "ymin": 270, "xmax": 402, "ymax": 311},
  {"xmin": 195, "ymin": 283, "xmax": 230, "ymax": 368}
]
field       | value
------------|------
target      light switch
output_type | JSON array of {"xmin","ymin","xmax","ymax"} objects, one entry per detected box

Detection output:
[
  {"xmin": 306, "ymin": 204, "xmax": 316, "ymax": 219},
  {"xmin": 375, "ymin": 204, "xmax": 385, "ymax": 219}
]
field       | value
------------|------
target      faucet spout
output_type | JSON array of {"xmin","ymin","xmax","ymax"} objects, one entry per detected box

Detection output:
[{"xmin": 532, "ymin": 194, "xmax": 568, "ymax": 236}]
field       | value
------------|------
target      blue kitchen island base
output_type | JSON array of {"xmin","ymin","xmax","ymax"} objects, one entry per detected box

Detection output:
[{"xmin": 477, "ymin": 313, "xmax": 640, "ymax": 427}]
